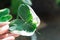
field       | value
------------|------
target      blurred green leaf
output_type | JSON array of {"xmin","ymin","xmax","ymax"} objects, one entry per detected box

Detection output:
[
  {"xmin": 11, "ymin": 0, "xmax": 21, "ymax": 15},
  {"xmin": 11, "ymin": 0, "xmax": 32, "ymax": 15},
  {"xmin": 56, "ymin": 0, "xmax": 60, "ymax": 6}
]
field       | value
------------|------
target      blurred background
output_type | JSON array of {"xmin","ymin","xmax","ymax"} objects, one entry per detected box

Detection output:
[{"xmin": 0, "ymin": 0, "xmax": 60, "ymax": 40}]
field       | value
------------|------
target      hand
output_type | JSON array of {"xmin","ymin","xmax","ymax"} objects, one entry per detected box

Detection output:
[{"xmin": 0, "ymin": 22, "xmax": 19, "ymax": 40}]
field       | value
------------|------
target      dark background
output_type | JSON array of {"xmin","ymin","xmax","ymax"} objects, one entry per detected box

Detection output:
[
  {"xmin": 32, "ymin": 0, "xmax": 60, "ymax": 22},
  {"xmin": 0, "ymin": 0, "xmax": 60, "ymax": 40}
]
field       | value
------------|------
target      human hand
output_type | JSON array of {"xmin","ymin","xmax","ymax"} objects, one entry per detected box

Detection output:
[{"xmin": 0, "ymin": 22, "xmax": 19, "ymax": 40}]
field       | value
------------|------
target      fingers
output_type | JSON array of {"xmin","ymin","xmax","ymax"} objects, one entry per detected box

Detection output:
[
  {"xmin": 0, "ymin": 31, "xmax": 19, "ymax": 40},
  {"xmin": 0, "ymin": 22, "xmax": 10, "ymax": 27},
  {"xmin": 8, "ymin": 33, "xmax": 20, "ymax": 37},
  {"xmin": 0, "ymin": 24, "xmax": 9, "ymax": 34},
  {"xmin": 0, "ymin": 32, "xmax": 20, "ymax": 40},
  {"xmin": 0, "ymin": 34, "xmax": 8, "ymax": 39},
  {"xmin": 0, "ymin": 22, "xmax": 10, "ymax": 35},
  {"xmin": 2, "ymin": 36, "xmax": 15, "ymax": 40},
  {"xmin": 0, "ymin": 22, "xmax": 19, "ymax": 40}
]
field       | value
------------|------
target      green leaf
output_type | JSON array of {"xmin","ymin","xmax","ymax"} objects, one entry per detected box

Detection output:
[
  {"xmin": 18, "ymin": 4, "xmax": 32, "ymax": 22},
  {"xmin": 0, "ymin": 15, "xmax": 12, "ymax": 22},
  {"xmin": 10, "ymin": 4, "xmax": 40, "ymax": 36},
  {"xmin": 10, "ymin": 19, "xmax": 37, "ymax": 36},
  {"xmin": 0, "ymin": 8, "xmax": 10, "ymax": 17},
  {"xmin": 11, "ymin": 0, "xmax": 21, "ymax": 15},
  {"xmin": 11, "ymin": 0, "xmax": 32, "ymax": 15},
  {"xmin": 10, "ymin": 19, "xmax": 36, "ymax": 32}
]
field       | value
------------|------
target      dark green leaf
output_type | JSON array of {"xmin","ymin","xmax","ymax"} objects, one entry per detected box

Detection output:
[{"xmin": 18, "ymin": 4, "xmax": 32, "ymax": 22}]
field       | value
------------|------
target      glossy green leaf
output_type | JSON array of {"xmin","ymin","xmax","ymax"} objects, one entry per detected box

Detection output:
[
  {"xmin": 0, "ymin": 8, "xmax": 10, "ymax": 17},
  {"xmin": 0, "ymin": 15, "xmax": 12, "ymax": 22}
]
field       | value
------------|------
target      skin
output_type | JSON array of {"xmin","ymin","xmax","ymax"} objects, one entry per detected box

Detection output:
[{"xmin": 0, "ymin": 22, "xmax": 19, "ymax": 40}]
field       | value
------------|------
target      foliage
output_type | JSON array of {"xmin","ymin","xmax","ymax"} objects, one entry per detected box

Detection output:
[
  {"xmin": 0, "ymin": 8, "xmax": 12, "ymax": 22},
  {"xmin": 0, "ymin": 0, "xmax": 40, "ymax": 36}
]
